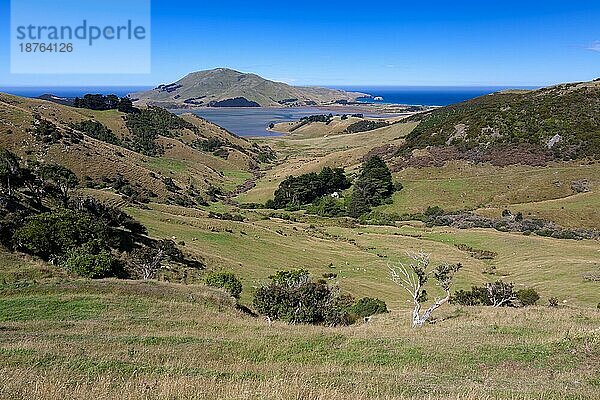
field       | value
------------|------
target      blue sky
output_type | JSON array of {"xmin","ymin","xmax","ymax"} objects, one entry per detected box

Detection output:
[{"xmin": 1, "ymin": 0, "xmax": 599, "ymax": 87}]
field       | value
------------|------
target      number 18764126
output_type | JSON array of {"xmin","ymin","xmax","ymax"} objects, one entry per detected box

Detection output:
[{"xmin": 19, "ymin": 43, "xmax": 73, "ymax": 52}]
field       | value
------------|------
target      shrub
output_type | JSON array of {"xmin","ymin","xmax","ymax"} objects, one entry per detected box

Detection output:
[
  {"xmin": 205, "ymin": 271, "xmax": 243, "ymax": 299},
  {"xmin": 253, "ymin": 269, "xmax": 352, "ymax": 326},
  {"xmin": 208, "ymin": 212, "xmax": 244, "ymax": 222},
  {"xmin": 306, "ymin": 196, "xmax": 346, "ymax": 217},
  {"xmin": 349, "ymin": 297, "xmax": 388, "ymax": 318},
  {"xmin": 516, "ymin": 288, "xmax": 540, "ymax": 306},
  {"xmin": 14, "ymin": 209, "xmax": 106, "ymax": 260},
  {"xmin": 62, "ymin": 242, "xmax": 116, "ymax": 279},
  {"xmin": 452, "ymin": 282, "xmax": 522, "ymax": 307},
  {"xmin": 425, "ymin": 206, "xmax": 445, "ymax": 218},
  {"xmin": 451, "ymin": 286, "xmax": 490, "ymax": 306},
  {"xmin": 548, "ymin": 297, "xmax": 559, "ymax": 307}
]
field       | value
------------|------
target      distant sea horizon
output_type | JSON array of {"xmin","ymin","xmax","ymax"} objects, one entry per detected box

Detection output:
[
  {"xmin": 0, "ymin": 86, "xmax": 153, "ymax": 98},
  {"xmin": 0, "ymin": 85, "xmax": 539, "ymax": 107},
  {"xmin": 334, "ymin": 86, "xmax": 539, "ymax": 106}
]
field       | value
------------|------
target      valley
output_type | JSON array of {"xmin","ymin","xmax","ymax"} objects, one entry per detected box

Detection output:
[{"xmin": 1, "ymin": 79, "xmax": 599, "ymax": 399}]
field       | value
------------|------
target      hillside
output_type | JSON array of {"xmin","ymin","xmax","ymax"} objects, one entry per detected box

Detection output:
[
  {"xmin": 130, "ymin": 68, "xmax": 369, "ymax": 108},
  {"xmin": 400, "ymin": 79, "xmax": 600, "ymax": 164},
  {"xmin": 1, "ymin": 260, "xmax": 598, "ymax": 399},
  {"xmin": 1, "ymin": 85, "xmax": 599, "ymax": 400},
  {"xmin": 0, "ymin": 93, "xmax": 274, "ymax": 204}
]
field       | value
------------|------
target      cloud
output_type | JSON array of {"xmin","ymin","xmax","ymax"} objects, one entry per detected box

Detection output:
[{"xmin": 586, "ymin": 41, "xmax": 600, "ymax": 52}]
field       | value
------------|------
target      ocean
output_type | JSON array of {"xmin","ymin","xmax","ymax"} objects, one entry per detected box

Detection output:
[
  {"xmin": 336, "ymin": 86, "xmax": 538, "ymax": 106},
  {"xmin": 0, "ymin": 85, "xmax": 537, "ymax": 136}
]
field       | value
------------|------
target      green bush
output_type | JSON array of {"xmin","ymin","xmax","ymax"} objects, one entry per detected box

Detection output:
[
  {"xmin": 253, "ymin": 270, "xmax": 353, "ymax": 326},
  {"xmin": 451, "ymin": 286, "xmax": 490, "ymax": 306},
  {"xmin": 62, "ymin": 242, "xmax": 116, "ymax": 279},
  {"xmin": 13, "ymin": 209, "xmax": 106, "ymax": 260},
  {"xmin": 205, "ymin": 271, "xmax": 243, "ymax": 299},
  {"xmin": 306, "ymin": 196, "xmax": 346, "ymax": 217},
  {"xmin": 349, "ymin": 297, "xmax": 388, "ymax": 318},
  {"xmin": 516, "ymin": 288, "xmax": 540, "ymax": 306}
]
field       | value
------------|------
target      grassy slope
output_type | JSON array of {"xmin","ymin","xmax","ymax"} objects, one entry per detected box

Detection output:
[
  {"xmin": 379, "ymin": 161, "xmax": 600, "ymax": 228},
  {"xmin": 0, "ymin": 263, "xmax": 598, "ymax": 399},
  {"xmin": 0, "ymin": 93, "xmax": 259, "ymax": 198},
  {"xmin": 126, "ymin": 204, "xmax": 600, "ymax": 309}
]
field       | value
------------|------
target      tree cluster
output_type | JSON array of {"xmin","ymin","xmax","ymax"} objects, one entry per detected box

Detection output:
[
  {"xmin": 267, "ymin": 167, "xmax": 350, "ymax": 209},
  {"xmin": 0, "ymin": 148, "xmax": 189, "ymax": 280},
  {"xmin": 74, "ymin": 94, "xmax": 138, "ymax": 113}
]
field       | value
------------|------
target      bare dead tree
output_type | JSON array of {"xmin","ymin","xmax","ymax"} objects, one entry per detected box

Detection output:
[
  {"xmin": 485, "ymin": 281, "xmax": 517, "ymax": 307},
  {"xmin": 389, "ymin": 252, "xmax": 461, "ymax": 327},
  {"xmin": 130, "ymin": 246, "xmax": 165, "ymax": 280},
  {"xmin": 129, "ymin": 240, "xmax": 181, "ymax": 280}
]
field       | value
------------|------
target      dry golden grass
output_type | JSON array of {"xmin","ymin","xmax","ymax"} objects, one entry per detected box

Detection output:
[
  {"xmin": 0, "ymin": 276, "xmax": 598, "ymax": 400},
  {"xmin": 0, "ymin": 93, "xmax": 261, "ymax": 198},
  {"xmin": 126, "ymin": 204, "xmax": 600, "ymax": 309}
]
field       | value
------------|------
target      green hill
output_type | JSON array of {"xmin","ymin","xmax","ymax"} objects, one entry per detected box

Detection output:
[
  {"xmin": 0, "ymin": 93, "xmax": 273, "ymax": 205},
  {"xmin": 401, "ymin": 80, "xmax": 600, "ymax": 164},
  {"xmin": 130, "ymin": 68, "xmax": 369, "ymax": 108}
]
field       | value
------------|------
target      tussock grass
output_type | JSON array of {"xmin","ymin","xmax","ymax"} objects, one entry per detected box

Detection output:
[
  {"xmin": 0, "ymin": 276, "xmax": 598, "ymax": 399},
  {"xmin": 127, "ymin": 205, "xmax": 600, "ymax": 308}
]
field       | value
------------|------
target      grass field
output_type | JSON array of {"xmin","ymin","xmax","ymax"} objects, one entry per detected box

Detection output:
[
  {"xmin": 125, "ymin": 204, "xmax": 600, "ymax": 309},
  {"xmin": 0, "ymin": 272, "xmax": 598, "ymax": 400}
]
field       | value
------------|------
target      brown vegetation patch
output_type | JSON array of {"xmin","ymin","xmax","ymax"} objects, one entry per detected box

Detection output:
[{"xmin": 392, "ymin": 144, "xmax": 553, "ymax": 171}]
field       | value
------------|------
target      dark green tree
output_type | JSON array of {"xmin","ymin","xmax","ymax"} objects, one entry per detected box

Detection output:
[
  {"xmin": 346, "ymin": 189, "xmax": 371, "ymax": 218},
  {"xmin": 353, "ymin": 155, "xmax": 394, "ymax": 206},
  {"xmin": 13, "ymin": 209, "xmax": 107, "ymax": 260}
]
